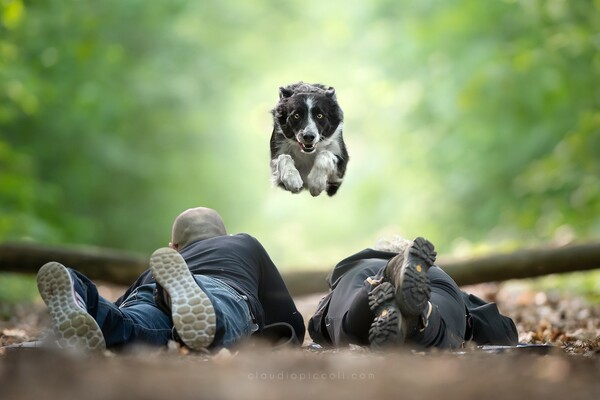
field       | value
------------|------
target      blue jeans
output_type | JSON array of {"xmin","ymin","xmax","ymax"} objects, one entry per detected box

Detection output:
[{"xmin": 69, "ymin": 269, "xmax": 256, "ymax": 349}]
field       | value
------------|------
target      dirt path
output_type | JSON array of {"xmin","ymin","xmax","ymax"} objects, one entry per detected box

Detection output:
[{"xmin": 1, "ymin": 344, "xmax": 599, "ymax": 400}]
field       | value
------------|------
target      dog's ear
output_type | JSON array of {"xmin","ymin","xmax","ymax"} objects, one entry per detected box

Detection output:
[
  {"xmin": 279, "ymin": 86, "xmax": 294, "ymax": 99},
  {"xmin": 325, "ymin": 87, "xmax": 336, "ymax": 99},
  {"xmin": 274, "ymin": 102, "xmax": 288, "ymax": 122}
]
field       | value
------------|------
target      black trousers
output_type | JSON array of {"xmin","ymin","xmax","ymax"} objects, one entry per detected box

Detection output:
[{"xmin": 308, "ymin": 249, "xmax": 518, "ymax": 348}]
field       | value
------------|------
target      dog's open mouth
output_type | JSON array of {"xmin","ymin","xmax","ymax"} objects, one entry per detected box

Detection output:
[{"xmin": 298, "ymin": 142, "xmax": 316, "ymax": 153}]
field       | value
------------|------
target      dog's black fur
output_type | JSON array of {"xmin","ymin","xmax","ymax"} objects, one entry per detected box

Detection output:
[{"xmin": 270, "ymin": 82, "xmax": 349, "ymax": 196}]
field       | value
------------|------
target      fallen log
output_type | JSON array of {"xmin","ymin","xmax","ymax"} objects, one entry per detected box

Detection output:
[
  {"xmin": 0, "ymin": 241, "xmax": 599, "ymax": 295},
  {"xmin": 439, "ymin": 241, "xmax": 600, "ymax": 286},
  {"xmin": 0, "ymin": 242, "xmax": 148, "ymax": 286}
]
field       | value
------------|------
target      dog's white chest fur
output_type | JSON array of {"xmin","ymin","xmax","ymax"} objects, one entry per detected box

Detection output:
[
  {"xmin": 275, "ymin": 129, "xmax": 342, "ymax": 180},
  {"xmin": 271, "ymin": 126, "xmax": 343, "ymax": 196}
]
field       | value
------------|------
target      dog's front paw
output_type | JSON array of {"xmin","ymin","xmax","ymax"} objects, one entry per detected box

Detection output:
[
  {"xmin": 282, "ymin": 169, "xmax": 304, "ymax": 193},
  {"xmin": 307, "ymin": 170, "xmax": 327, "ymax": 197},
  {"xmin": 307, "ymin": 151, "xmax": 337, "ymax": 197},
  {"xmin": 272, "ymin": 154, "xmax": 303, "ymax": 193}
]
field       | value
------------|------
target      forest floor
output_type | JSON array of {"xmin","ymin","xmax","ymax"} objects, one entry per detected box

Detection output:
[{"xmin": 1, "ymin": 281, "xmax": 599, "ymax": 400}]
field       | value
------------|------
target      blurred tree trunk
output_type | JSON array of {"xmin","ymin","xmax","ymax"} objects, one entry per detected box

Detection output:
[{"xmin": 0, "ymin": 241, "xmax": 599, "ymax": 295}]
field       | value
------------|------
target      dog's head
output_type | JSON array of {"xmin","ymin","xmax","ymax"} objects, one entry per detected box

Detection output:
[{"xmin": 272, "ymin": 83, "xmax": 344, "ymax": 154}]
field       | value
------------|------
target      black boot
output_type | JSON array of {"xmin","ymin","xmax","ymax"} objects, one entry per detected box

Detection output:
[{"xmin": 368, "ymin": 237, "xmax": 437, "ymax": 349}]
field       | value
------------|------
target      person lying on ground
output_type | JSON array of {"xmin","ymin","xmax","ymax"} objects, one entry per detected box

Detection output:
[
  {"xmin": 309, "ymin": 236, "xmax": 518, "ymax": 349},
  {"xmin": 36, "ymin": 207, "xmax": 305, "ymax": 352}
]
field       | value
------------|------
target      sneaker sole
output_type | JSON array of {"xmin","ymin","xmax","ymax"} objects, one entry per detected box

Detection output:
[
  {"xmin": 150, "ymin": 248, "xmax": 216, "ymax": 350},
  {"xmin": 388, "ymin": 237, "xmax": 436, "ymax": 317},
  {"xmin": 36, "ymin": 262, "xmax": 106, "ymax": 351},
  {"xmin": 368, "ymin": 282, "xmax": 405, "ymax": 349}
]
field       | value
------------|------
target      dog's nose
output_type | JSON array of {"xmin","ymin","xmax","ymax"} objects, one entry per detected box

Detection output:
[{"xmin": 303, "ymin": 133, "xmax": 316, "ymax": 143}]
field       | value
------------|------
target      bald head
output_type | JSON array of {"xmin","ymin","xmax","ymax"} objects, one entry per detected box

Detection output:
[{"xmin": 170, "ymin": 207, "xmax": 227, "ymax": 250}]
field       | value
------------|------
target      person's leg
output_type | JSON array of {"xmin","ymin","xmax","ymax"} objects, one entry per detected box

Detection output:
[
  {"xmin": 107, "ymin": 284, "xmax": 173, "ymax": 347},
  {"xmin": 193, "ymin": 275, "xmax": 256, "ymax": 348},
  {"xmin": 38, "ymin": 262, "xmax": 175, "ymax": 350},
  {"xmin": 405, "ymin": 266, "xmax": 466, "ymax": 348},
  {"xmin": 322, "ymin": 260, "xmax": 383, "ymax": 346},
  {"xmin": 68, "ymin": 268, "xmax": 173, "ymax": 348}
]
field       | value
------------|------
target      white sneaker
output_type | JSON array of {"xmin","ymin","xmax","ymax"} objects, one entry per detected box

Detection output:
[
  {"xmin": 36, "ymin": 262, "xmax": 106, "ymax": 351},
  {"xmin": 150, "ymin": 248, "xmax": 216, "ymax": 350}
]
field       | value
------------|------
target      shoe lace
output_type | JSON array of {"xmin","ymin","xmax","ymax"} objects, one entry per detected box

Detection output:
[{"xmin": 418, "ymin": 301, "xmax": 433, "ymax": 332}]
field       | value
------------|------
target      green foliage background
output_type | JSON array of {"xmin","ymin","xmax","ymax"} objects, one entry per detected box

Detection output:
[{"xmin": 1, "ymin": 0, "xmax": 599, "ymax": 270}]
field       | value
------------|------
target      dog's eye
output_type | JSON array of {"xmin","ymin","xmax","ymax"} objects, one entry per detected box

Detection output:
[
  {"xmin": 293, "ymin": 113, "xmax": 300, "ymax": 119},
  {"xmin": 316, "ymin": 114, "xmax": 324, "ymax": 119}
]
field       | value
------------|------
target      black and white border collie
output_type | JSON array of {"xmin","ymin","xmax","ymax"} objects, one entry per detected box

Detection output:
[{"xmin": 270, "ymin": 82, "xmax": 349, "ymax": 197}]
